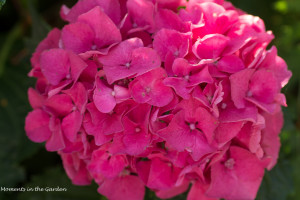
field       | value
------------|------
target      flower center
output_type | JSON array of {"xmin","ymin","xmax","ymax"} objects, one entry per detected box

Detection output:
[
  {"xmin": 246, "ymin": 90, "xmax": 253, "ymax": 97},
  {"xmin": 125, "ymin": 62, "xmax": 131, "ymax": 68},
  {"xmin": 174, "ymin": 50, "xmax": 179, "ymax": 57},
  {"xmin": 91, "ymin": 44, "xmax": 97, "ymax": 50},
  {"xmin": 224, "ymin": 158, "xmax": 235, "ymax": 169},
  {"xmin": 111, "ymin": 91, "xmax": 116, "ymax": 96},
  {"xmin": 145, "ymin": 87, "xmax": 151, "ymax": 93},
  {"xmin": 189, "ymin": 123, "xmax": 196, "ymax": 130},
  {"xmin": 184, "ymin": 75, "xmax": 190, "ymax": 81},
  {"xmin": 221, "ymin": 103, "xmax": 227, "ymax": 109},
  {"xmin": 135, "ymin": 127, "xmax": 141, "ymax": 133}
]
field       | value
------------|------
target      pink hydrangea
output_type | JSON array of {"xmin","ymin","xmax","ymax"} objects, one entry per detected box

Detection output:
[{"xmin": 25, "ymin": 0, "xmax": 292, "ymax": 199}]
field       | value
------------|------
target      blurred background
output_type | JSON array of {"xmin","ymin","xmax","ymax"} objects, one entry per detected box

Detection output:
[{"xmin": 0, "ymin": 0, "xmax": 299, "ymax": 199}]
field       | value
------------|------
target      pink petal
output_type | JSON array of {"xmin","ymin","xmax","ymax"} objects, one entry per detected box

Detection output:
[
  {"xmin": 219, "ymin": 102, "xmax": 258, "ymax": 123},
  {"xmin": 229, "ymin": 68, "xmax": 255, "ymax": 108},
  {"xmin": 45, "ymin": 118, "xmax": 65, "ymax": 151},
  {"xmin": 77, "ymin": 6, "xmax": 121, "ymax": 49},
  {"xmin": 154, "ymin": 8, "xmax": 190, "ymax": 32},
  {"xmin": 217, "ymin": 55, "xmax": 245, "ymax": 73},
  {"xmin": 93, "ymin": 79, "xmax": 116, "ymax": 113},
  {"xmin": 97, "ymin": 175, "xmax": 145, "ymax": 200},
  {"xmin": 130, "ymin": 68, "xmax": 174, "ymax": 107},
  {"xmin": 248, "ymin": 69, "xmax": 279, "ymax": 104},
  {"xmin": 187, "ymin": 182, "xmax": 217, "ymax": 200},
  {"xmin": 100, "ymin": 38, "xmax": 161, "ymax": 84},
  {"xmin": 127, "ymin": 0, "xmax": 155, "ymax": 30},
  {"xmin": 28, "ymin": 88, "xmax": 45, "ymax": 109},
  {"xmin": 62, "ymin": 111, "xmax": 82, "ymax": 142},
  {"xmin": 153, "ymin": 28, "xmax": 190, "ymax": 62},
  {"xmin": 63, "ymin": 82, "xmax": 88, "ymax": 114},
  {"xmin": 88, "ymin": 148, "xmax": 128, "ymax": 178},
  {"xmin": 44, "ymin": 94, "xmax": 74, "ymax": 117},
  {"xmin": 40, "ymin": 49, "xmax": 70, "ymax": 85},
  {"xmin": 193, "ymin": 34, "xmax": 230, "ymax": 59},
  {"xmin": 207, "ymin": 146, "xmax": 266, "ymax": 200},
  {"xmin": 60, "ymin": 152, "xmax": 91, "ymax": 185},
  {"xmin": 215, "ymin": 121, "xmax": 244, "ymax": 146},
  {"xmin": 25, "ymin": 109, "xmax": 52, "ymax": 143},
  {"xmin": 143, "ymin": 157, "xmax": 181, "ymax": 190},
  {"xmin": 259, "ymin": 46, "xmax": 292, "ymax": 87},
  {"xmin": 68, "ymin": 51, "xmax": 88, "ymax": 83},
  {"xmin": 60, "ymin": 0, "xmax": 121, "ymax": 25},
  {"xmin": 156, "ymin": 181, "xmax": 189, "ymax": 199},
  {"xmin": 62, "ymin": 22, "xmax": 95, "ymax": 54}
]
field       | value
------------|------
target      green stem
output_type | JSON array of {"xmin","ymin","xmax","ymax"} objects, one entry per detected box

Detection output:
[{"xmin": 0, "ymin": 24, "xmax": 22, "ymax": 77}]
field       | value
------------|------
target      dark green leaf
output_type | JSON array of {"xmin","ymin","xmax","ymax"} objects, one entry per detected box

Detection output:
[
  {"xmin": 25, "ymin": 0, "xmax": 51, "ymax": 54},
  {"xmin": 0, "ymin": 0, "xmax": 6, "ymax": 10},
  {"xmin": 256, "ymin": 160, "xmax": 294, "ymax": 200}
]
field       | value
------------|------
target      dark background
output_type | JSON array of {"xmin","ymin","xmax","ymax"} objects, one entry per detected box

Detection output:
[{"xmin": 0, "ymin": 0, "xmax": 299, "ymax": 199}]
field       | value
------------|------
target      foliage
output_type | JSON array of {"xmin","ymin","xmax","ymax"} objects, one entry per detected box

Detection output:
[{"xmin": 0, "ymin": 0, "xmax": 299, "ymax": 199}]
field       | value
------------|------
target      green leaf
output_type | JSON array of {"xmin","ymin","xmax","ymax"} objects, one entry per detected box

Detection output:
[
  {"xmin": 256, "ymin": 160, "xmax": 293, "ymax": 200},
  {"xmin": 17, "ymin": 167, "xmax": 101, "ymax": 200},
  {"xmin": 0, "ymin": 63, "xmax": 40, "ymax": 189},
  {"xmin": 0, "ymin": 0, "xmax": 6, "ymax": 10},
  {"xmin": 25, "ymin": 0, "xmax": 51, "ymax": 54}
]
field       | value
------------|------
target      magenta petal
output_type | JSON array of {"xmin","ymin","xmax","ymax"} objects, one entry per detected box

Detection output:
[
  {"xmin": 127, "ymin": 0, "xmax": 155, "ymax": 29},
  {"xmin": 230, "ymin": 68, "xmax": 255, "ymax": 108},
  {"xmin": 190, "ymin": 66, "xmax": 214, "ymax": 85},
  {"xmin": 60, "ymin": 152, "xmax": 91, "ymax": 185},
  {"xmin": 77, "ymin": 6, "xmax": 121, "ymax": 49},
  {"xmin": 197, "ymin": 2, "xmax": 226, "ymax": 32},
  {"xmin": 88, "ymin": 148, "xmax": 128, "ymax": 178},
  {"xmin": 146, "ymin": 158, "xmax": 180, "ymax": 190},
  {"xmin": 30, "ymin": 28, "xmax": 61, "ymax": 74},
  {"xmin": 215, "ymin": 122, "xmax": 244, "ymax": 146},
  {"xmin": 154, "ymin": 8, "xmax": 189, "ymax": 32},
  {"xmin": 40, "ymin": 49, "xmax": 69, "ymax": 85},
  {"xmin": 45, "ymin": 118, "xmax": 65, "ymax": 151},
  {"xmin": 100, "ymin": 38, "xmax": 161, "ymax": 84},
  {"xmin": 62, "ymin": 22, "xmax": 95, "ymax": 54},
  {"xmin": 114, "ymin": 85, "xmax": 130, "ymax": 102},
  {"xmin": 28, "ymin": 88, "xmax": 45, "ymax": 109},
  {"xmin": 158, "ymin": 112, "xmax": 215, "ymax": 161},
  {"xmin": 97, "ymin": 175, "xmax": 145, "ymax": 200},
  {"xmin": 63, "ymin": 82, "xmax": 88, "ymax": 114},
  {"xmin": 83, "ymin": 112, "xmax": 113, "ymax": 146},
  {"xmin": 249, "ymin": 69, "xmax": 279, "ymax": 104},
  {"xmin": 217, "ymin": 55, "xmax": 245, "ymax": 73},
  {"xmin": 153, "ymin": 28, "xmax": 190, "ymax": 61},
  {"xmin": 25, "ymin": 109, "xmax": 51, "ymax": 143},
  {"xmin": 207, "ymin": 146, "xmax": 266, "ymax": 200},
  {"xmin": 68, "ymin": 51, "xmax": 87, "ymax": 83},
  {"xmin": 122, "ymin": 130, "xmax": 151, "ymax": 156},
  {"xmin": 130, "ymin": 68, "xmax": 173, "ymax": 107},
  {"xmin": 61, "ymin": 0, "xmax": 121, "ymax": 25},
  {"xmin": 193, "ymin": 34, "xmax": 229, "ymax": 59},
  {"xmin": 259, "ymin": 46, "xmax": 292, "ymax": 87},
  {"xmin": 195, "ymin": 107, "xmax": 218, "ymax": 144},
  {"xmin": 163, "ymin": 77, "xmax": 191, "ymax": 99},
  {"xmin": 62, "ymin": 111, "xmax": 82, "ymax": 142},
  {"xmin": 187, "ymin": 182, "xmax": 217, "ymax": 200},
  {"xmin": 44, "ymin": 94, "xmax": 74, "ymax": 117},
  {"xmin": 219, "ymin": 103, "xmax": 258, "ymax": 123},
  {"xmin": 156, "ymin": 181, "xmax": 189, "ymax": 199},
  {"xmin": 93, "ymin": 79, "xmax": 116, "ymax": 113}
]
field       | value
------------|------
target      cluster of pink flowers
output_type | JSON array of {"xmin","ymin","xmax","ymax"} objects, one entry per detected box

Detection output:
[{"xmin": 25, "ymin": 0, "xmax": 292, "ymax": 199}]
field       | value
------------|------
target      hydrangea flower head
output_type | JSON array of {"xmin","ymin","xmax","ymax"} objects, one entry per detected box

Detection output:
[{"xmin": 25, "ymin": 0, "xmax": 291, "ymax": 199}]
